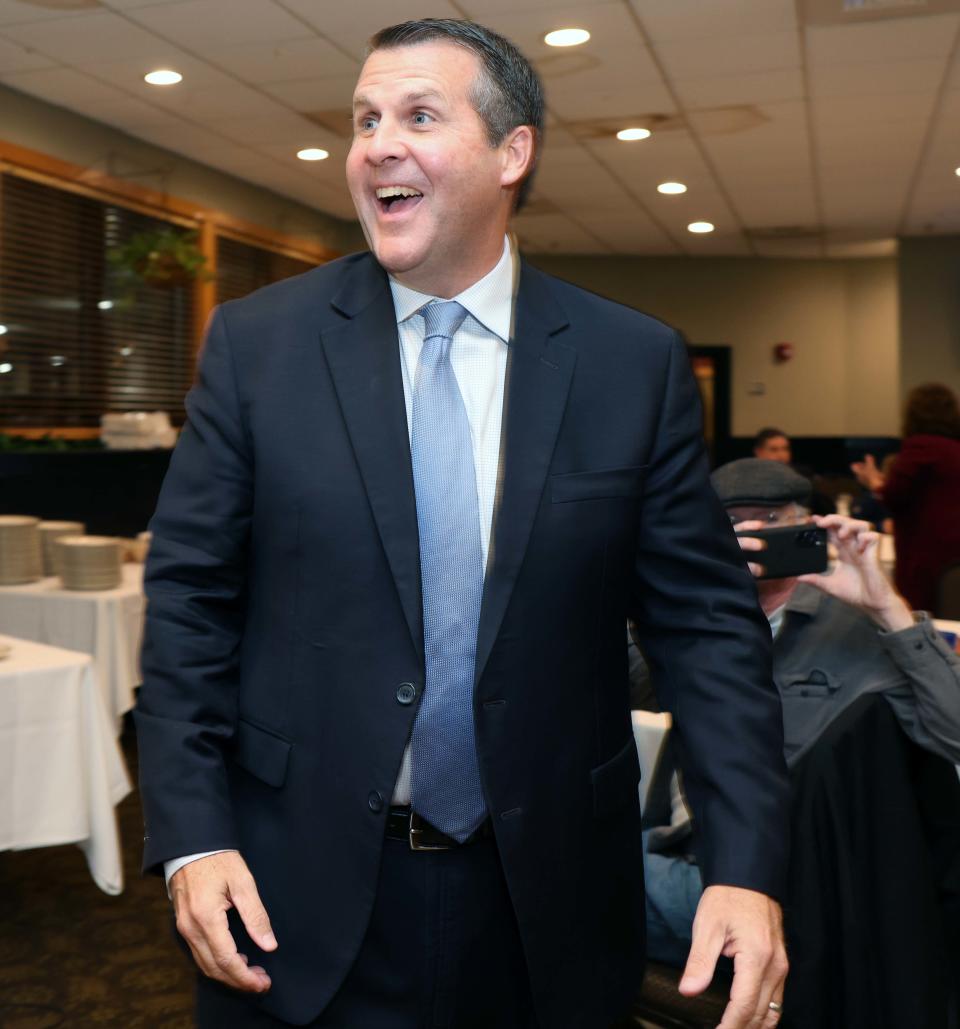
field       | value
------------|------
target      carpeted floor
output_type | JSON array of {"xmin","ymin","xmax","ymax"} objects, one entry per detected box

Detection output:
[
  {"xmin": 0, "ymin": 722, "xmax": 690, "ymax": 1029},
  {"xmin": 0, "ymin": 719, "xmax": 195, "ymax": 1029}
]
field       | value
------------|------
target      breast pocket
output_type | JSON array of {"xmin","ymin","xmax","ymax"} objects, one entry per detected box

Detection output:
[
  {"xmin": 551, "ymin": 465, "xmax": 647, "ymax": 504},
  {"xmin": 778, "ymin": 667, "xmax": 841, "ymax": 699}
]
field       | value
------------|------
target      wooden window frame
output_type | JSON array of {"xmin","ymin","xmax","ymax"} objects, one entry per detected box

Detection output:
[{"xmin": 0, "ymin": 139, "xmax": 340, "ymax": 438}]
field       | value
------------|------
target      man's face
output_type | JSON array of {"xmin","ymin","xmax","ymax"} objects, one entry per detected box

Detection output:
[
  {"xmin": 347, "ymin": 41, "xmax": 524, "ymax": 297},
  {"xmin": 754, "ymin": 435, "xmax": 792, "ymax": 464}
]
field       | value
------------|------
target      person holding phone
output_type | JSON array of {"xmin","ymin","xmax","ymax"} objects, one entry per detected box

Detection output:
[{"xmin": 639, "ymin": 457, "xmax": 960, "ymax": 965}]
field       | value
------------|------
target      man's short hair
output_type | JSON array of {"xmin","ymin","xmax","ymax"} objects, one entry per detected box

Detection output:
[
  {"xmin": 368, "ymin": 18, "xmax": 544, "ymax": 211},
  {"xmin": 711, "ymin": 458, "xmax": 812, "ymax": 509},
  {"xmin": 753, "ymin": 426, "xmax": 789, "ymax": 450}
]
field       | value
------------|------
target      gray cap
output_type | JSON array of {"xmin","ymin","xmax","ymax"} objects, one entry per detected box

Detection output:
[{"xmin": 710, "ymin": 458, "xmax": 812, "ymax": 508}]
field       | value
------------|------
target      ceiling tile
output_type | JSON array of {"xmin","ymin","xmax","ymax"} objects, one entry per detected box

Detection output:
[
  {"xmin": 0, "ymin": 32, "xmax": 59, "ymax": 72},
  {"xmin": 278, "ymin": 0, "xmax": 463, "ymax": 60},
  {"xmin": 0, "ymin": 1, "xmax": 102, "ymax": 25},
  {"xmin": 629, "ymin": 0, "xmax": 797, "ymax": 42},
  {"xmin": 260, "ymin": 73, "xmax": 357, "ymax": 115},
  {"xmin": 206, "ymin": 36, "xmax": 357, "ymax": 84},
  {"xmin": 1, "ymin": 9, "xmax": 167, "ymax": 62},
  {"xmin": 805, "ymin": 13, "xmax": 960, "ymax": 66},
  {"xmin": 676, "ymin": 68, "xmax": 804, "ymax": 108},
  {"xmin": 811, "ymin": 58, "xmax": 944, "ymax": 99},
  {"xmin": 126, "ymin": 0, "xmax": 312, "ymax": 49},
  {"xmin": 0, "ymin": 64, "xmax": 128, "ymax": 104},
  {"xmin": 654, "ymin": 30, "xmax": 801, "ymax": 80}
]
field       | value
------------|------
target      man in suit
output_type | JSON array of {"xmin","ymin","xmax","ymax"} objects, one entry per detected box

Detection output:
[{"xmin": 136, "ymin": 18, "xmax": 789, "ymax": 1029}]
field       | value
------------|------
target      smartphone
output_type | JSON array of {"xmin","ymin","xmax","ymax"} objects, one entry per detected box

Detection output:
[{"xmin": 735, "ymin": 524, "xmax": 828, "ymax": 580}]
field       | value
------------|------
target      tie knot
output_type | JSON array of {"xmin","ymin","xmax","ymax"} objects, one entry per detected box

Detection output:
[{"xmin": 421, "ymin": 301, "xmax": 468, "ymax": 344}]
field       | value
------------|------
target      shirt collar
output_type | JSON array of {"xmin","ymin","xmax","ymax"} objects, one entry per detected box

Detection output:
[{"xmin": 387, "ymin": 235, "xmax": 515, "ymax": 343}]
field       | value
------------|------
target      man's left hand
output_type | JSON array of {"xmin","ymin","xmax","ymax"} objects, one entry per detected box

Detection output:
[
  {"xmin": 800, "ymin": 515, "xmax": 913, "ymax": 631},
  {"xmin": 679, "ymin": 884, "xmax": 788, "ymax": 1028}
]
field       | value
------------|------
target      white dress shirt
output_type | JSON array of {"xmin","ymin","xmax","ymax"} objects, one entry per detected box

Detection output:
[{"xmin": 165, "ymin": 236, "xmax": 517, "ymax": 885}]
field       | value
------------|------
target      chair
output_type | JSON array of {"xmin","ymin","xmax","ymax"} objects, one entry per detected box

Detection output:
[
  {"xmin": 626, "ymin": 962, "xmax": 731, "ymax": 1028},
  {"xmin": 936, "ymin": 562, "xmax": 960, "ymax": 620}
]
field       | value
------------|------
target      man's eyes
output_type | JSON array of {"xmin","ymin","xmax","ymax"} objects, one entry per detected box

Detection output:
[{"xmin": 355, "ymin": 111, "xmax": 434, "ymax": 132}]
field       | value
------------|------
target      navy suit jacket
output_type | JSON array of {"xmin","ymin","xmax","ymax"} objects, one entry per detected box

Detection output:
[{"xmin": 135, "ymin": 252, "xmax": 788, "ymax": 1027}]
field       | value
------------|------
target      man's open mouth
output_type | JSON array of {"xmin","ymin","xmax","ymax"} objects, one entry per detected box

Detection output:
[{"xmin": 376, "ymin": 186, "xmax": 423, "ymax": 214}]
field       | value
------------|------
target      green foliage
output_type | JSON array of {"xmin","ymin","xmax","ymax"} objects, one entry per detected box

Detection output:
[
  {"xmin": 0, "ymin": 433, "xmax": 105, "ymax": 452},
  {"xmin": 107, "ymin": 227, "xmax": 208, "ymax": 288}
]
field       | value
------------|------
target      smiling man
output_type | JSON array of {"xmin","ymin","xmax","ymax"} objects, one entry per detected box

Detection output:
[{"xmin": 136, "ymin": 19, "xmax": 789, "ymax": 1029}]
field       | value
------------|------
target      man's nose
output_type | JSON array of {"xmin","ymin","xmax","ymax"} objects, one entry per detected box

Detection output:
[{"xmin": 366, "ymin": 119, "xmax": 406, "ymax": 165}]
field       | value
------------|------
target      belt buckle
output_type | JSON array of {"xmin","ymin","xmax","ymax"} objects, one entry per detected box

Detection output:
[{"xmin": 408, "ymin": 810, "xmax": 451, "ymax": 852}]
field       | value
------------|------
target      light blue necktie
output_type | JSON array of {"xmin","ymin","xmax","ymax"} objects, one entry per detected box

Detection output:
[{"xmin": 409, "ymin": 301, "xmax": 487, "ymax": 841}]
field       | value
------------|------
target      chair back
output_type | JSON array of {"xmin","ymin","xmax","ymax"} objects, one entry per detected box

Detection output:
[{"xmin": 936, "ymin": 563, "xmax": 960, "ymax": 620}]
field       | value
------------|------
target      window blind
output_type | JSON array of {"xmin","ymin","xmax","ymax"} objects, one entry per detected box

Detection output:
[
  {"xmin": 215, "ymin": 235, "xmax": 317, "ymax": 306},
  {"xmin": 0, "ymin": 171, "xmax": 195, "ymax": 428}
]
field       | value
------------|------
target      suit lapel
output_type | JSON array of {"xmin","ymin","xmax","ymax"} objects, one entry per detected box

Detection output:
[
  {"xmin": 475, "ymin": 261, "xmax": 575, "ymax": 687},
  {"xmin": 320, "ymin": 257, "xmax": 424, "ymax": 662}
]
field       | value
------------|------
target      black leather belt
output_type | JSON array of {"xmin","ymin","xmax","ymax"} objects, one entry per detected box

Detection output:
[{"xmin": 385, "ymin": 806, "xmax": 493, "ymax": 851}]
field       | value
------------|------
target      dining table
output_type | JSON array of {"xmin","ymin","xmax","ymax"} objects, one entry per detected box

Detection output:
[
  {"xmin": 0, "ymin": 563, "xmax": 144, "ymax": 732},
  {"xmin": 0, "ymin": 633, "xmax": 132, "ymax": 894}
]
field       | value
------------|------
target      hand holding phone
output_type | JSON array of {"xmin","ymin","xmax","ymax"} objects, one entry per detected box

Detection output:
[{"xmin": 734, "ymin": 524, "xmax": 828, "ymax": 580}]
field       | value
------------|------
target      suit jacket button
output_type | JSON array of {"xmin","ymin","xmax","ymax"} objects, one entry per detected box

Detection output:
[
  {"xmin": 396, "ymin": 682, "xmax": 417, "ymax": 705},
  {"xmin": 368, "ymin": 790, "xmax": 383, "ymax": 813}
]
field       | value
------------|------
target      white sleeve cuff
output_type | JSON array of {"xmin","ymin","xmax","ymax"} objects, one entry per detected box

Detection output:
[{"xmin": 164, "ymin": 850, "xmax": 237, "ymax": 899}]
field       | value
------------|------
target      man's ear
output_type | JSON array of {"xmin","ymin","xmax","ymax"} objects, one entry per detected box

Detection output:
[{"xmin": 500, "ymin": 125, "xmax": 536, "ymax": 191}]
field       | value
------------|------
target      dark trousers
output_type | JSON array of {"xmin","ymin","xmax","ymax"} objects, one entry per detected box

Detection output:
[{"xmin": 195, "ymin": 833, "xmax": 538, "ymax": 1029}]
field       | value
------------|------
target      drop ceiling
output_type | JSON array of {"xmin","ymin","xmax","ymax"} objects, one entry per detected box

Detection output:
[{"xmin": 0, "ymin": 0, "xmax": 958, "ymax": 256}]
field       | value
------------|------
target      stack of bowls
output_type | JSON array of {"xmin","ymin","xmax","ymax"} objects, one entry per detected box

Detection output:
[
  {"xmin": 0, "ymin": 515, "xmax": 43, "ymax": 585},
  {"xmin": 39, "ymin": 521, "xmax": 86, "ymax": 576},
  {"xmin": 56, "ymin": 536, "xmax": 122, "ymax": 591}
]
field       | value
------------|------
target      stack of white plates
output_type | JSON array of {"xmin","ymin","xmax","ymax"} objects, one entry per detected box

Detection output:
[
  {"xmin": 0, "ymin": 515, "xmax": 43, "ymax": 585},
  {"xmin": 39, "ymin": 521, "xmax": 86, "ymax": 576},
  {"xmin": 56, "ymin": 536, "xmax": 122, "ymax": 591}
]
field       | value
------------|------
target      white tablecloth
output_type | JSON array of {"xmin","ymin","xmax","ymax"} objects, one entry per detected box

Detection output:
[
  {"xmin": 0, "ymin": 563, "xmax": 144, "ymax": 730},
  {"xmin": 632, "ymin": 710, "xmax": 672, "ymax": 811},
  {"xmin": 0, "ymin": 634, "xmax": 132, "ymax": 894}
]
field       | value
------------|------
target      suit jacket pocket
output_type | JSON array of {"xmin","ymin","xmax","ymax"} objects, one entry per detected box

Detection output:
[
  {"xmin": 590, "ymin": 737, "xmax": 642, "ymax": 818},
  {"xmin": 551, "ymin": 465, "xmax": 647, "ymax": 504},
  {"xmin": 233, "ymin": 718, "xmax": 292, "ymax": 788}
]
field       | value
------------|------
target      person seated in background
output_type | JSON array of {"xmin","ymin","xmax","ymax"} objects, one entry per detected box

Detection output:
[
  {"xmin": 638, "ymin": 457, "xmax": 960, "ymax": 966},
  {"xmin": 753, "ymin": 426, "xmax": 792, "ymax": 463},
  {"xmin": 753, "ymin": 427, "xmax": 835, "ymax": 515},
  {"xmin": 849, "ymin": 452, "xmax": 895, "ymax": 533}
]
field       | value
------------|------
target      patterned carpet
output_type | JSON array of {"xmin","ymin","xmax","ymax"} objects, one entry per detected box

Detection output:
[{"xmin": 0, "ymin": 720, "xmax": 195, "ymax": 1028}]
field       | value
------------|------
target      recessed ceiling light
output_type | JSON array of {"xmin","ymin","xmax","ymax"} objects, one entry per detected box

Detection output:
[
  {"xmin": 658, "ymin": 182, "xmax": 687, "ymax": 195},
  {"xmin": 688, "ymin": 221, "xmax": 715, "ymax": 234},
  {"xmin": 544, "ymin": 28, "xmax": 590, "ymax": 47},
  {"xmin": 955, "ymin": 166, "xmax": 960, "ymax": 177},
  {"xmin": 144, "ymin": 69, "xmax": 182, "ymax": 86},
  {"xmin": 616, "ymin": 127, "xmax": 651, "ymax": 142},
  {"xmin": 297, "ymin": 148, "xmax": 329, "ymax": 161}
]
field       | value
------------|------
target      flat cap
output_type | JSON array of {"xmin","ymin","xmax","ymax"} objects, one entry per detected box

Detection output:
[{"xmin": 710, "ymin": 458, "xmax": 812, "ymax": 508}]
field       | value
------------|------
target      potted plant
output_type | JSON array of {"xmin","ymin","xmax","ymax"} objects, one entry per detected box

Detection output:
[{"xmin": 107, "ymin": 227, "xmax": 208, "ymax": 289}]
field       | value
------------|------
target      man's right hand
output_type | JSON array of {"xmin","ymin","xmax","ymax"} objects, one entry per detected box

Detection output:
[{"xmin": 170, "ymin": 851, "xmax": 278, "ymax": 993}]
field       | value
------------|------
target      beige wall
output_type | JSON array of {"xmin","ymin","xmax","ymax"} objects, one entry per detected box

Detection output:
[
  {"xmin": 898, "ymin": 235, "xmax": 960, "ymax": 401},
  {"xmin": 528, "ymin": 253, "xmax": 900, "ymax": 437},
  {"xmin": 0, "ymin": 84, "xmax": 365, "ymax": 255}
]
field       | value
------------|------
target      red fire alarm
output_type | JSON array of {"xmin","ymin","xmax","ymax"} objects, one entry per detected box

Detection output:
[{"xmin": 773, "ymin": 342, "xmax": 794, "ymax": 363}]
